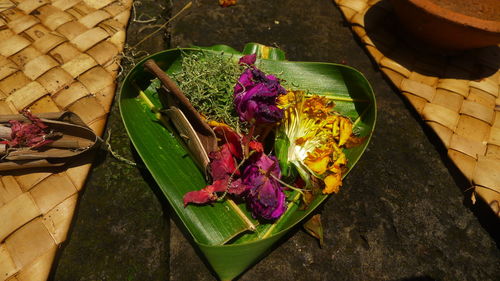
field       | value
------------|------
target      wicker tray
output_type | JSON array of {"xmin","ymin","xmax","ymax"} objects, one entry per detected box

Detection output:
[
  {"xmin": 0, "ymin": 0, "xmax": 132, "ymax": 280},
  {"xmin": 334, "ymin": 0, "xmax": 500, "ymax": 216}
]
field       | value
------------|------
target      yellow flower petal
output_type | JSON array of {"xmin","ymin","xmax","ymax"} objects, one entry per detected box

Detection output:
[
  {"xmin": 304, "ymin": 154, "xmax": 330, "ymax": 175},
  {"xmin": 328, "ymin": 145, "xmax": 345, "ymax": 172},
  {"xmin": 334, "ymin": 152, "xmax": 347, "ymax": 166},
  {"xmin": 339, "ymin": 117, "xmax": 353, "ymax": 146},
  {"xmin": 304, "ymin": 95, "xmax": 334, "ymax": 119},
  {"xmin": 331, "ymin": 116, "xmax": 340, "ymax": 138},
  {"xmin": 323, "ymin": 173, "xmax": 342, "ymax": 194},
  {"xmin": 207, "ymin": 120, "xmax": 231, "ymax": 128},
  {"xmin": 277, "ymin": 90, "xmax": 298, "ymax": 107}
]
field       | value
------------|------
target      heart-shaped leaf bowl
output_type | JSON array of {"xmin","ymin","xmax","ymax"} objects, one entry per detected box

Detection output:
[{"xmin": 119, "ymin": 43, "xmax": 376, "ymax": 280}]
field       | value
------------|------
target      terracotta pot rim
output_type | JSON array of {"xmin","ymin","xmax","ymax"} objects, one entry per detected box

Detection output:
[{"xmin": 408, "ymin": 0, "xmax": 500, "ymax": 33}]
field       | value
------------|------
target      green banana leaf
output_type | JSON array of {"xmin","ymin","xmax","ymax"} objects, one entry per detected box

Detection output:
[{"xmin": 119, "ymin": 43, "xmax": 376, "ymax": 280}]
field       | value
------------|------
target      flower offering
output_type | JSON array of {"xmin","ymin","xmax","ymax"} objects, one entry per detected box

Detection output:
[
  {"xmin": 121, "ymin": 43, "xmax": 376, "ymax": 280},
  {"xmin": 182, "ymin": 54, "xmax": 364, "ymax": 221}
]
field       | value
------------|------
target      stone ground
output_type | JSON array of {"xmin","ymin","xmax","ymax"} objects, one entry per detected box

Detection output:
[{"xmin": 51, "ymin": 0, "xmax": 499, "ymax": 280}]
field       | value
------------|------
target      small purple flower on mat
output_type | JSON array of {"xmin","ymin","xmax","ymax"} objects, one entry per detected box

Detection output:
[
  {"xmin": 238, "ymin": 54, "xmax": 256, "ymax": 66},
  {"xmin": 242, "ymin": 153, "xmax": 286, "ymax": 220},
  {"xmin": 233, "ymin": 68, "xmax": 286, "ymax": 124},
  {"xmin": 6, "ymin": 111, "xmax": 54, "ymax": 148}
]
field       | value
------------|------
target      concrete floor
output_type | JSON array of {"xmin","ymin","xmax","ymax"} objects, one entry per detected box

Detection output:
[{"xmin": 51, "ymin": 1, "xmax": 499, "ymax": 280}]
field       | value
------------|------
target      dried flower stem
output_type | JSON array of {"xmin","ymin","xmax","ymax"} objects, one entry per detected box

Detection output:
[
  {"xmin": 270, "ymin": 174, "xmax": 305, "ymax": 196},
  {"xmin": 217, "ymin": 151, "xmax": 253, "ymax": 201}
]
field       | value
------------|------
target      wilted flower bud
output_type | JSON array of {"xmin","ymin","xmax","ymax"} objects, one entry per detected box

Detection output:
[{"xmin": 238, "ymin": 54, "xmax": 257, "ymax": 66}]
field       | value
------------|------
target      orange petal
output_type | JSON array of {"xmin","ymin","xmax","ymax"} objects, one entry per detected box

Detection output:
[
  {"xmin": 219, "ymin": 0, "xmax": 237, "ymax": 7},
  {"xmin": 339, "ymin": 117, "xmax": 353, "ymax": 146},
  {"xmin": 323, "ymin": 173, "xmax": 342, "ymax": 194},
  {"xmin": 304, "ymin": 155, "xmax": 330, "ymax": 175},
  {"xmin": 334, "ymin": 152, "xmax": 347, "ymax": 166}
]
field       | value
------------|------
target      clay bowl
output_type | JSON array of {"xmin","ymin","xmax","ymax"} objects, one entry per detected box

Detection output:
[{"xmin": 389, "ymin": 0, "xmax": 500, "ymax": 51}]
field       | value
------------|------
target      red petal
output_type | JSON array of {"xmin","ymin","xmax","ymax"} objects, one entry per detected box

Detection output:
[
  {"xmin": 213, "ymin": 126, "xmax": 242, "ymax": 159},
  {"xmin": 183, "ymin": 186, "xmax": 217, "ymax": 206},
  {"xmin": 248, "ymin": 140, "xmax": 263, "ymax": 153},
  {"xmin": 209, "ymin": 178, "xmax": 249, "ymax": 196},
  {"xmin": 227, "ymin": 178, "xmax": 248, "ymax": 196},
  {"xmin": 209, "ymin": 179, "xmax": 230, "ymax": 193},
  {"xmin": 209, "ymin": 144, "xmax": 239, "ymax": 180}
]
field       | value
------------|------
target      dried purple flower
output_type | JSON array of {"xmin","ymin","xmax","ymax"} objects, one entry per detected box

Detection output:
[
  {"xmin": 234, "ymin": 68, "xmax": 286, "ymax": 124},
  {"xmin": 242, "ymin": 153, "xmax": 286, "ymax": 220}
]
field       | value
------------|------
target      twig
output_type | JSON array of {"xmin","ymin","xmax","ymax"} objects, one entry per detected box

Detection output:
[
  {"xmin": 270, "ymin": 174, "xmax": 305, "ymax": 196},
  {"xmin": 138, "ymin": 24, "xmax": 163, "ymax": 33},
  {"xmin": 103, "ymin": 129, "xmax": 137, "ymax": 166},
  {"xmin": 132, "ymin": 1, "xmax": 157, "ymax": 23},
  {"xmin": 132, "ymin": 1, "xmax": 193, "ymax": 49}
]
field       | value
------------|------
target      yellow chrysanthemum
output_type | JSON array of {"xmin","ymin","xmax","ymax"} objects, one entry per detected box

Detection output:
[{"xmin": 277, "ymin": 90, "xmax": 355, "ymax": 194}]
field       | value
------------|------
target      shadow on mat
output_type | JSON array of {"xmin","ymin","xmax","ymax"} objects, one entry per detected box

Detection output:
[
  {"xmin": 349, "ymin": 0, "xmax": 500, "ymax": 248},
  {"xmin": 362, "ymin": 0, "xmax": 499, "ymax": 81}
]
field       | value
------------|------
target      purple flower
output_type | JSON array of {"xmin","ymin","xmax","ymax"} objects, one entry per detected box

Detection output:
[
  {"xmin": 234, "ymin": 68, "xmax": 286, "ymax": 124},
  {"xmin": 239, "ymin": 54, "xmax": 256, "ymax": 66},
  {"xmin": 242, "ymin": 153, "xmax": 286, "ymax": 220},
  {"xmin": 234, "ymin": 69, "xmax": 254, "ymax": 95}
]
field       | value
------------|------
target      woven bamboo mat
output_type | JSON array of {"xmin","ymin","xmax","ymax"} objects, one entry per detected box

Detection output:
[
  {"xmin": 0, "ymin": 0, "xmax": 132, "ymax": 280},
  {"xmin": 334, "ymin": 0, "xmax": 500, "ymax": 216}
]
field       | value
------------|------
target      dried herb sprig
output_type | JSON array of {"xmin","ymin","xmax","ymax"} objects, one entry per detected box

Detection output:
[{"xmin": 171, "ymin": 51, "xmax": 244, "ymax": 131}]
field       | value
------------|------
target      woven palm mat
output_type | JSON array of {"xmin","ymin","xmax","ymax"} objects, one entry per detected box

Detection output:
[
  {"xmin": 0, "ymin": 0, "xmax": 133, "ymax": 280},
  {"xmin": 334, "ymin": 0, "xmax": 500, "ymax": 216}
]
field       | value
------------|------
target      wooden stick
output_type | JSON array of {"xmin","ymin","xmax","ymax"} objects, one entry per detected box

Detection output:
[{"xmin": 143, "ymin": 59, "xmax": 214, "ymax": 136}]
